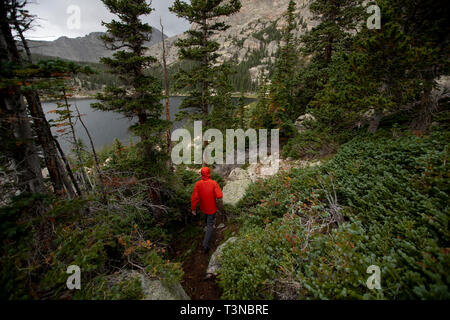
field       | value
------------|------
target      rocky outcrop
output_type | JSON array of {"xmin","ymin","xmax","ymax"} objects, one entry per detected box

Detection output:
[
  {"xmin": 206, "ymin": 237, "xmax": 238, "ymax": 278},
  {"xmin": 111, "ymin": 270, "xmax": 190, "ymax": 300},
  {"xmin": 222, "ymin": 157, "xmax": 322, "ymax": 206},
  {"xmin": 147, "ymin": 0, "xmax": 316, "ymax": 71},
  {"xmin": 294, "ymin": 113, "xmax": 316, "ymax": 133}
]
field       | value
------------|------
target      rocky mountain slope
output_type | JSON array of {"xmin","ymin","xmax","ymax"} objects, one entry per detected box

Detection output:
[
  {"xmin": 148, "ymin": 0, "xmax": 316, "ymax": 82},
  {"xmin": 27, "ymin": 30, "xmax": 165, "ymax": 63},
  {"xmin": 27, "ymin": 1, "xmax": 315, "ymax": 82}
]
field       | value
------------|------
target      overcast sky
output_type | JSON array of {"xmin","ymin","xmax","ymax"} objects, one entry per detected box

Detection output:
[{"xmin": 24, "ymin": 0, "xmax": 191, "ymax": 41}]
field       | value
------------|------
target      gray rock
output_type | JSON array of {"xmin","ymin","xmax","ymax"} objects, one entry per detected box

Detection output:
[
  {"xmin": 113, "ymin": 270, "xmax": 190, "ymax": 300},
  {"xmin": 227, "ymin": 167, "xmax": 250, "ymax": 181},
  {"xmin": 222, "ymin": 178, "xmax": 252, "ymax": 206},
  {"xmin": 206, "ymin": 237, "xmax": 238, "ymax": 278}
]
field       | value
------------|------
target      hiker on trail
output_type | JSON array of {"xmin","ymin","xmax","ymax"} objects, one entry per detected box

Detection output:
[{"xmin": 191, "ymin": 167, "xmax": 223, "ymax": 254}]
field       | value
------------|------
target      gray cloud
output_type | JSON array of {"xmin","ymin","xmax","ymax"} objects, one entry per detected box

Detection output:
[{"xmin": 24, "ymin": 0, "xmax": 191, "ymax": 40}]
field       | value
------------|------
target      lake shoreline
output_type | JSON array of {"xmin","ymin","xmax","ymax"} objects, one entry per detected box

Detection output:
[{"xmin": 40, "ymin": 91, "xmax": 257, "ymax": 102}]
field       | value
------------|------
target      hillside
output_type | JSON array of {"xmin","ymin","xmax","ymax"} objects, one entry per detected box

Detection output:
[
  {"xmin": 147, "ymin": 0, "xmax": 315, "ymax": 82},
  {"xmin": 26, "ymin": 30, "xmax": 166, "ymax": 63},
  {"xmin": 2, "ymin": 0, "xmax": 449, "ymax": 305}
]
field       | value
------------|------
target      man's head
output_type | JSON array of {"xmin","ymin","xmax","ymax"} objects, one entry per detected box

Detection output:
[{"xmin": 201, "ymin": 167, "xmax": 211, "ymax": 180}]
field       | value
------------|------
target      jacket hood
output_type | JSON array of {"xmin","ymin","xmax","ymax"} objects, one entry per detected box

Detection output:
[{"xmin": 201, "ymin": 167, "xmax": 211, "ymax": 181}]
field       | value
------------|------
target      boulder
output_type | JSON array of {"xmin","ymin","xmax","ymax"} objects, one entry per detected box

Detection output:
[
  {"xmin": 246, "ymin": 155, "xmax": 281, "ymax": 182},
  {"xmin": 227, "ymin": 167, "xmax": 250, "ymax": 181},
  {"xmin": 213, "ymin": 163, "xmax": 240, "ymax": 179},
  {"xmin": 294, "ymin": 113, "xmax": 316, "ymax": 133},
  {"xmin": 206, "ymin": 237, "xmax": 238, "ymax": 278},
  {"xmin": 222, "ymin": 178, "xmax": 252, "ymax": 206},
  {"xmin": 111, "ymin": 270, "xmax": 190, "ymax": 300}
]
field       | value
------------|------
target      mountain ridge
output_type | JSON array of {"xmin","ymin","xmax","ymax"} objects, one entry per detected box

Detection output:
[{"xmin": 26, "ymin": 29, "xmax": 166, "ymax": 63}]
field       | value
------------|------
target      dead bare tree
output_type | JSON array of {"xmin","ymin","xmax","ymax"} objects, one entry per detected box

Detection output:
[
  {"xmin": 61, "ymin": 87, "xmax": 90, "ymax": 191},
  {"xmin": 319, "ymin": 176, "xmax": 344, "ymax": 225},
  {"xmin": 160, "ymin": 17, "xmax": 171, "ymax": 154},
  {"xmin": 73, "ymin": 103, "xmax": 107, "ymax": 201}
]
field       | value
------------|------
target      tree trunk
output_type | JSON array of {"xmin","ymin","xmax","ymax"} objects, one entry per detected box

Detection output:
[
  {"xmin": 74, "ymin": 104, "xmax": 107, "ymax": 202},
  {"xmin": 201, "ymin": 16, "xmax": 209, "ymax": 127},
  {"xmin": 0, "ymin": 4, "xmax": 44, "ymax": 193},
  {"xmin": 13, "ymin": 20, "xmax": 32, "ymax": 63},
  {"xmin": 160, "ymin": 18, "xmax": 171, "ymax": 154},
  {"xmin": 6, "ymin": 3, "xmax": 76, "ymax": 197},
  {"xmin": 201, "ymin": 16, "xmax": 209, "ymax": 166},
  {"xmin": 1, "ymin": 90, "xmax": 44, "ymax": 193},
  {"xmin": 62, "ymin": 87, "xmax": 89, "ymax": 191},
  {"xmin": 25, "ymin": 91, "xmax": 76, "ymax": 197},
  {"xmin": 410, "ymin": 81, "xmax": 433, "ymax": 132},
  {"xmin": 325, "ymin": 38, "xmax": 333, "ymax": 64}
]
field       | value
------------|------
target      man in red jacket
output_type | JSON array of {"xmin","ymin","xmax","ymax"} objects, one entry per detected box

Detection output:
[{"xmin": 191, "ymin": 167, "xmax": 223, "ymax": 253}]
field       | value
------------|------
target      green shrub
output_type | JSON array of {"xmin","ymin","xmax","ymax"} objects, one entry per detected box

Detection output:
[{"xmin": 219, "ymin": 130, "xmax": 449, "ymax": 299}]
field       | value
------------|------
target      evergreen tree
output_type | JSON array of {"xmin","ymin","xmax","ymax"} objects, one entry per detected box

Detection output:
[
  {"xmin": 169, "ymin": 0, "xmax": 241, "ymax": 128},
  {"xmin": 296, "ymin": 0, "xmax": 364, "ymax": 111},
  {"xmin": 208, "ymin": 64, "xmax": 236, "ymax": 131},
  {"xmin": 395, "ymin": 0, "xmax": 450, "ymax": 131},
  {"xmin": 92, "ymin": 0, "xmax": 166, "ymax": 159},
  {"xmin": 249, "ymin": 73, "xmax": 272, "ymax": 129},
  {"xmin": 268, "ymin": 0, "xmax": 300, "ymax": 127},
  {"xmin": 236, "ymin": 94, "xmax": 246, "ymax": 129},
  {"xmin": 302, "ymin": 0, "xmax": 364, "ymax": 65},
  {"xmin": 310, "ymin": 0, "xmax": 450, "ymax": 133}
]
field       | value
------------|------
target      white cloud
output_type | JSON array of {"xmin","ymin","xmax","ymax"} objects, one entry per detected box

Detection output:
[{"xmin": 24, "ymin": 0, "xmax": 191, "ymax": 41}]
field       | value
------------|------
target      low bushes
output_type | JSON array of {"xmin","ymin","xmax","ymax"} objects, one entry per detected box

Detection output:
[{"xmin": 219, "ymin": 130, "xmax": 449, "ymax": 299}]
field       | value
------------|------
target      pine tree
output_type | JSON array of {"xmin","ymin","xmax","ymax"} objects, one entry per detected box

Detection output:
[
  {"xmin": 92, "ymin": 0, "xmax": 166, "ymax": 159},
  {"xmin": 268, "ymin": 0, "xmax": 300, "ymax": 126},
  {"xmin": 395, "ymin": 0, "xmax": 450, "ymax": 131},
  {"xmin": 296, "ymin": 0, "xmax": 364, "ymax": 111},
  {"xmin": 169, "ymin": 0, "xmax": 241, "ymax": 128},
  {"xmin": 302, "ymin": 0, "xmax": 364, "ymax": 65},
  {"xmin": 310, "ymin": 0, "xmax": 450, "ymax": 133},
  {"xmin": 237, "ymin": 94, "xmax": 246, "ymax": 129}
]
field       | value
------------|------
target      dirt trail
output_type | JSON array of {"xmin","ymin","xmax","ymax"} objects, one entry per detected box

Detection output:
[{"xmin": 172, "ymin": 214, "xmax": 233, "ymax": 300}]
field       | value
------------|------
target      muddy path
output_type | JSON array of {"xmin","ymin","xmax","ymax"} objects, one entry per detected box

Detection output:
[{"xmin": 171, "ymin": 213, "xmax": 236, "ymax": 300}]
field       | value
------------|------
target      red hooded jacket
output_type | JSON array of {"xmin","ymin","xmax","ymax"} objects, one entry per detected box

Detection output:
[{"xmin": 191, "ymin": 167, "xmax": 223, "ymax": 215}]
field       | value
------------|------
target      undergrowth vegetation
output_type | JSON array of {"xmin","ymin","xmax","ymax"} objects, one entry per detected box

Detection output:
[
  {"xmin": 0, "ymin": 140, "xmax": 213, "ymax": 300},
  {"xmin": 219, "ymin": 128, "xmax": 449, "ymax": 299}
]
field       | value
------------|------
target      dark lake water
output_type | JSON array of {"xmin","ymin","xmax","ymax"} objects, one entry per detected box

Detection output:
[{"xmin": 42, "ymin": 96, "xmax": 254, "ymax": 153}]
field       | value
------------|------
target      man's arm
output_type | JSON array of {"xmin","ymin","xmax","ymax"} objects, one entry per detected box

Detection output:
[
  {"xmin": 214, "ymin": 182, "xmax": 224, "ymax": 214},
  {"xmin": 191, "ymin": 182, "xmax": 199, "ymax": 215}
]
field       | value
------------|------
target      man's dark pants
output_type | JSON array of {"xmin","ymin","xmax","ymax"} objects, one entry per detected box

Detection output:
[{"xmin": 203, "ymin": 212, "xmax": 215, "ymax": 250}]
